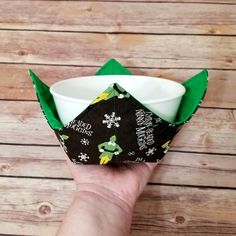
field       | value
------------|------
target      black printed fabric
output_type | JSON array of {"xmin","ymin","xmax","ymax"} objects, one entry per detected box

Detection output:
[{"xmin": 56, "ymin": 83, "xmax": 179, "ymax": 165}]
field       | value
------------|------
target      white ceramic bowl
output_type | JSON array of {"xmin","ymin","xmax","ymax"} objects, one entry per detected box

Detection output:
[{"xmin": 50, "ymin": 75, "xmax": 186, "ymax": 125}]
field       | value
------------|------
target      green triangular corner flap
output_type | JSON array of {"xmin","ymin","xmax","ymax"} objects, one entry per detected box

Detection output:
[
  {"xmin": 96, "ymin": 58, "xmax": 132, "ymax": 76},
  {"xmin": 29, "ymin": 69, "xmax": 63, "ymax": 130},
  {"xmin": 175, "ymin": 69, "xmax": 208, "ymax": 125}
]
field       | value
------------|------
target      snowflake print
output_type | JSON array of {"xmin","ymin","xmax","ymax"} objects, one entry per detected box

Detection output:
[
  {"xmin": 102, "ymin": 112, "xmax": 121, "ymax": 128},
  {"xmin": 146, "ymin": 147, "xmax": 157, "ymax": 156},
  {"xmin": 78, "ymin": 152, "xmax": 90, "ymax": 162},
  {"xmin": 80, "ymin": 138, "xmax": 89, "ymax": 146},
  {"xmin": 128, "ymin": 151, "xmax": 135, "ymax": 156}
]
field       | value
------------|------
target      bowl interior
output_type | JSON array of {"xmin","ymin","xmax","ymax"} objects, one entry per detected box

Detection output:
[{"xmin": 50, "ymin": 75, "xmax": 185, "ymax": 104}]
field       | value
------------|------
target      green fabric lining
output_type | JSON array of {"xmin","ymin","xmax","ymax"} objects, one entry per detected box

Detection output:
[
  {"xmin": 96, "ymin": 58, "xmax": 132, "ymax": 76},
  {"xmin": 175, "ymin": 69, "xmax": 208, "ymax": 125},
  {"xmin": 29, "ymin": 58, "xmax": 208, "ymax": 129},
  {"xmin": 29, "ymin": 69, "xmax": 63, "ymax": 130}
]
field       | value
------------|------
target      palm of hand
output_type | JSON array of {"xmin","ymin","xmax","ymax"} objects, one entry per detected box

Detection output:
[{"xmin": 67, "ymin": 160, "xmax": 157, "ymax": 210}]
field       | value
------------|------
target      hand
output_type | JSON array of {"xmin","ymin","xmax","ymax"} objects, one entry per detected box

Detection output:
[
  {"xmin": 57, "ymin": 159, "xmax": 158, "ymax": 236},
  {"xmin": 67, "ymin": 160, "xmax": 158, "ymax": 211}
]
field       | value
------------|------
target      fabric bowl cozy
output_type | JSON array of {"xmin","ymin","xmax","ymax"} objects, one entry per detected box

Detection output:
[{"xmin": 29, "ymin": 58, "xmax": 208, "ymax": 165}]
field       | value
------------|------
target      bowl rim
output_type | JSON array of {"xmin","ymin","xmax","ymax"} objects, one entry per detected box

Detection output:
[{"xmin": 50, "ymin": 75, "xmax": 186, "ymax": 104}]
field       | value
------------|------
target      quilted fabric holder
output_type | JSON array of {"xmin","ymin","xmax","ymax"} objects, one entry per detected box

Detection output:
[{"xmin": 29, "ymin": 59, "xmax": 208, "ymax": 165}]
